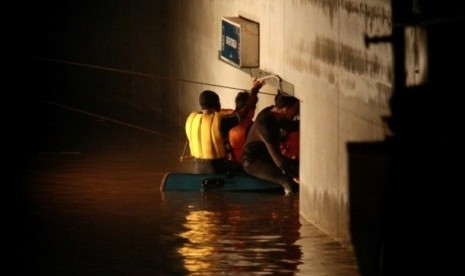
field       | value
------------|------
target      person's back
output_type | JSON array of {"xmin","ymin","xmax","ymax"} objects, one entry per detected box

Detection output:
[{"xmin": 185, "ymin": 79, "xmax": 263, "ymax": 174}]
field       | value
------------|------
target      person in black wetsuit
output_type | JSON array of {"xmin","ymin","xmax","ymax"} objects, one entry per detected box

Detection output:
[{"xmin": 241, "ymin": 93, "xmax": 300, "ymax": 195}]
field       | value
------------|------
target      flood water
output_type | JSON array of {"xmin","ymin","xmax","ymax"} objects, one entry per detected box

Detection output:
[{"xmin": 14, "ymin": 102, "xmax": 359, "ymax": 275}]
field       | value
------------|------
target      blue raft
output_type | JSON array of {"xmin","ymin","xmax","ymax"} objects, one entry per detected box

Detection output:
[{"xmin": 160, "ymin": 172, "xmax": 283, "ymax": 192}]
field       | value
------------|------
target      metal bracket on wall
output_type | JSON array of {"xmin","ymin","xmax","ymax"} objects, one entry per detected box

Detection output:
[{"xmin": 217, "ymin": 51, "xmax": 294, "ymax": 96}]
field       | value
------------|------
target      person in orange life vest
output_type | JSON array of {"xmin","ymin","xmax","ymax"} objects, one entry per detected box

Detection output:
[
  {"xmin": 281, "ymin": 130, "xmax": 300, "ymax": 158},
  {"xmin": 185, "ymin": 78, "xmax": 264, "ymax": 174},
  {"xmin": 227, "ymin": 91, "xmax": 256, "ymax": 164},
  {"xmin": 280, "ymin": 116, "xmax": 300, "ymax": 160}
]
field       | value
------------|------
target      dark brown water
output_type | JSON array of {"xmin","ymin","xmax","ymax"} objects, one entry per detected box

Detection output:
[{"xmin": 13, "ymin": 102, "xmax": 359, "ymax": 275}]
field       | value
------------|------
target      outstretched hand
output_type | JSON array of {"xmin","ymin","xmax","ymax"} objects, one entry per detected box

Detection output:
[{"xmin": 252, "ymin": 77, "xmax": 265, "ymax": 90}]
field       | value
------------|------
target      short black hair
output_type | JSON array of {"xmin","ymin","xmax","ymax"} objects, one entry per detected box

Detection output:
[
  {"xmin": 274, "ymin": 93, "xmax": 299, "ymax": 108},
  {"xmin": 199, "ymin": 90, "xmax": 220, "ymax": 110},
  {"xmin": 235, "ymin": 91, "xmax": 249, "ymax": 110}
]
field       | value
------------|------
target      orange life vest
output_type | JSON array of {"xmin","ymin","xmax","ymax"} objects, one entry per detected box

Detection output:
[
  {"xmin": 280, "ymin": 130, "xmax": 299, "ymax": 159},
  {"xmin": 228, "ymin": 110, "xmax": 254, "ymax": 163}
]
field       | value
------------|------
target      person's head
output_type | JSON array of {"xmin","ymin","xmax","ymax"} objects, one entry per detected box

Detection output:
[
  {"xmin": 235, "ymin": 91, "xmax": 255, "ymax": 119},
  {"xmin": 199, "ymin": 90, "xmax": 221, "ymax": 111},
  {"xmin": 234, "ymin": 91, "xmax": 249, "ymax": 111},
  {"xmin": 274, "ymin": 93, "xmax": 300, "ymax": 121}
]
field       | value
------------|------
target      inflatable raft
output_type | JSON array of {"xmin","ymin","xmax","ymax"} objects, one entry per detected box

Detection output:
[{"xmin": 160, "ymin": 172, "xmax": 283, "ymax": 193}]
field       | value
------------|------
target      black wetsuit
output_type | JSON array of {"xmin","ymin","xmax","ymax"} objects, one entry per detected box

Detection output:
[{"xmin": 241, "ymin": 106, "xmax": 298, "ymax": 191}]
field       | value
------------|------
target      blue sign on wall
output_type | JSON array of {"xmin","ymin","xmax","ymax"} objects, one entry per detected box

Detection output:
[
  {"xmin": 220, "ymin": 16, "xmax": 259, "ymax": 68},
  {"xmin": 221, "ymin": 19, "xmax": 240, "ymax": 66}
]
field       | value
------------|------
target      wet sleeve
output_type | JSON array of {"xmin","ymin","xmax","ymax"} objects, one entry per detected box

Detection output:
[{"xmin": 220, "ymin": 113, "xmax": 240, "ymax": 137}]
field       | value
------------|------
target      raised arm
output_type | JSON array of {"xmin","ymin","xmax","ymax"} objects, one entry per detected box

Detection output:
[{"xmin": 235, "ymin": 78, "xmax": 264, "ymax": 121}]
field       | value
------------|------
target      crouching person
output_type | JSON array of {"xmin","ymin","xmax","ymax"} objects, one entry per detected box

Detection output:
[{"xmin": 241, "ymin": 93, "xmax": 300, "ymax": 195}]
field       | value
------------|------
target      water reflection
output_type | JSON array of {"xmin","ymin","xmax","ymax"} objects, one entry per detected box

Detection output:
[
  {"xmin": 178, "ymin": 210, "xmax": 218, "ymax": 271},
  {"xmin": 17, "ymin": 102, "xmax": 359, "ymax": 275},
  {"xmin": 161, "ymin": 192, "xmax": 302, "ymax": 275},
  {"xmin": 19, "ymin": 150, "xmax": 359, "ymax": 275}
]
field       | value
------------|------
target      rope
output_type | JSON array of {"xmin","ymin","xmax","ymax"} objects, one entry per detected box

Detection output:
[
  {"xmin": 31, "ymin": 56, "xmax": 276, "ymax": 95},
  {"xmin": 179, "ymin": 140, "xmax": 193, "ymax": 162},
  {"xmin": 40, "ymin": 99, "xmax": 184, "ymax": 140},
  {"xmin": 32, "ymin": 56, "xmax": 278, "ymax": 143}
]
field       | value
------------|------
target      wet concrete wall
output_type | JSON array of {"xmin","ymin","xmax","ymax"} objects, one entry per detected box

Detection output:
[{"xmin": 284, "ymin": 1, "xmax": 392, "ymax": 247}]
